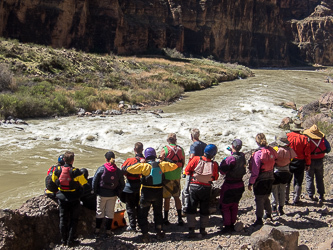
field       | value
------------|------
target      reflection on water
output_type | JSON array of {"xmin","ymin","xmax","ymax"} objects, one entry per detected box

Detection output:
[{"xmin": 0, "ymin": 69, "xmax": 332, "ymax": 209}]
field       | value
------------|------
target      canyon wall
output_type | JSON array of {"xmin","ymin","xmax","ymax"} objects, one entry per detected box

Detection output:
[{"xmin": 0, "ymin": 0, "xmax": 332, "ymax": 66}]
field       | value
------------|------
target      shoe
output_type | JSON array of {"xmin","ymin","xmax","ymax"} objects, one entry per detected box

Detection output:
[
  {"xmin": 220, "ymin": 225, "xmax": 233, "ymax": 234},
  {"xmin": 67, "ymin": 239, "xmax": 80, "ymax": 247},
  {"xmin": 200, "ymin": 227, "xmax": 207, "ymax": 237},
  {"xmin": 278, "ymin": 206, "xmax": 285, "ymax": 216},
  {"xmin": 319, "ymin": 194, "xmax": 325, "ymax": 201},
  {"xmin": 251, "ymin": 218, "xmax": 263, "ymax": 227},
  {"xmin": 177, "ymin": 218, "xmax": 184, "ymax": 226},
  {"xmin": 163, "ymin": 219, "xmax": 170, "ymax": 226},
  {"xmin": 319, "ymin": 199, "xmax": 324, "ymax": 206},
  {"xmin": 142, "ymin": 233, "xmax": 150, "ymax": 243},
  {"xmin": 285, "ymin": 200, "xmax": 289, "ymax": 205},
  {"xmin": 126, "ymin": 225, "xmax": 136, "ymax": 232},
  {"xmin": 156, "ymin": 231, "xmax": 165, "ymax": 240},
  {"xmin": 94, "ymin": 228, "xmax": 100, "ymax": 238},
  {"xmin": 263, "ymin": 214, "xmax": 272, "ymax": 220},
  {"xmin": 309, "ymin": 195, "xmax": 318, "ymax": 202},
  {"xmin": 187, "ymin": 228, "xmax": 196, "ymax": 238}
]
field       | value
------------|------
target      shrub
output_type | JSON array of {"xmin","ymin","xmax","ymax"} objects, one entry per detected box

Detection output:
[{"xmin": 0, "ymin": 63, "xmax": 14, "ymax": 91}]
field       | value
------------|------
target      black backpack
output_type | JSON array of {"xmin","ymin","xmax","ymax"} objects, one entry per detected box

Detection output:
[
  {"xmin": 99, "ymin": 166, "xmax": 119, "ymax": 190},
  {"xmin": 45, "ymin": 165, "xmax": 59, "ymax": 192}
]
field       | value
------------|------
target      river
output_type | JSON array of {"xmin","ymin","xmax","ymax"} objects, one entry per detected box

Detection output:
[{"xmin": 0, "ymin": 69, "xmax": 331, "ymax": 209}]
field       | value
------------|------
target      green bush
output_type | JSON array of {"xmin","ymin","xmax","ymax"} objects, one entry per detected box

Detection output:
[{"xmin": 0, "ymin": 63, "xmax": 13, "ymax": 91}]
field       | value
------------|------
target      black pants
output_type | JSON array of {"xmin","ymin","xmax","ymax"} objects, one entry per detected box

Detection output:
[
  {"xmin": 138, "ymin": 187, "xmax": 163, "ymax": 234},
  {"xmin": 124, "ymin": 191, "xmax": 140, "ymax": 228},
  {"xmin": 58, "ymin": 199, "xmax": 80, "ymax": 243},
  {"xmin": 289, "ymin": 159, "xmax": 305, "ymax": 187},
  {"xmin": 186, "ymin": 184, "xmax": 211, "ymax": 215}
]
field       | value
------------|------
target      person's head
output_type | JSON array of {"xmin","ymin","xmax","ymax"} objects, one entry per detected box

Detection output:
[
  {"xmin": 105, "ymin": 151, "xmax": 116, "ymax": 164},
  {"xmin": 63, "ymin": 151, "xmax": 75, "ymax": 164},
  {"xmin": 231, "ymin": 139, "xmax": 242, "ymax": 152},
  {"xmin": 144, "ymin": 147, "xmax": 156, "ymax": 161},
  {"xmin": 275, "ymin": 132, "xmax": 289, "ymax": 147},
  {"xmin": 58, "ymin": 154, "xmax": 65, "ymax": 166},
  {"xmin": 289, "ymin": 120, "xmax": 303, "ymax": 133},
  {"xmin": 255, "ymin": 133, "xmax": 268, "ymax": 147},
  {"xmin": 80, "ymin": 168, "xmax": 89, "ymax": 179},
  {"xmin": 204, "ymin": 144, "xmax": 218, "ymax": 159},
  {"xmin": 134, "ymin": 142, "xmax": 144, "ymax": 154},
  {"xmin": 190, "ymin": 128, "xmax": 200, "ymax": 141},
  {"xmin": 167, "ymin": 133, "xmax": 177, "ymax": 144}
]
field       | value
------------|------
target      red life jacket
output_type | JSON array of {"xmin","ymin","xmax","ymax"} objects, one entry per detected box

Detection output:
[
  {"xmin": 166, "ymin": 145, "xmax": 183, "ymax": 168},
  {"xmin": 309, "ymin": 138, "xmax": 326, "ymax": 159},
  {"xmin": 260, "ymin": 147, "xmax": 277, "ymax": 172},
  {"xmin": 121, "ymin": 156, "xmax": 142, "ymax": 181},
  {"xmin": 58, "ymin": 166, "xmax": 74, "ymax": 190}
]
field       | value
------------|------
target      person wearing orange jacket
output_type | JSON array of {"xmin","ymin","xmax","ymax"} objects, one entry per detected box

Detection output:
[
  {"xmin": 303, "ymin": 125, "xmax": 331, "ymax": 204},
  {"xmin": 184, "ymin": 144, "xmax": 219, "ymax": 238},
  {"xmin": 286, "ymin": 120, "xmax": 311, "ymax": 205}
]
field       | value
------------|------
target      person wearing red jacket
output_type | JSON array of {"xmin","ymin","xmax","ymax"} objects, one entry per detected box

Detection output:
[
  {"xmin": 303, "ymin": 125, "xmax": 331, "ymax": 204},
  {"xmin": 286, "ymin": 120, "xmax": 311, "ymax": 205},
  {"xmin": 184, "ymin": 144, "xmax": 219, "ymax": 238}
]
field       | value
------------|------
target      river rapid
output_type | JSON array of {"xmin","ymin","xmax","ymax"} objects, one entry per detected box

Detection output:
[{"xmin": 0, "ymin": 69, "xmax": 332, "ymax": 209}]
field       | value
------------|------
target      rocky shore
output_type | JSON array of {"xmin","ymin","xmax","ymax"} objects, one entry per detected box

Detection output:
[{"xmin": 2, "ymin": 93, "xmax": 333, "ymax": 249}]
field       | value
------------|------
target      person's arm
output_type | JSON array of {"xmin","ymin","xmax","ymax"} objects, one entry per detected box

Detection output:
[
  {"xmin": 126, "ymin": 162, "xmax": 151, "ymax": 176},
  {"xmin": 92, "ymin": 167, "xmax": 103, "ymax": 193},
  {"xmin": 159, "ymin": 161, "xmax": 178, "ymax": 172},
  {"xmin": 324, "ymin": 138, "xmax": 331, "ymax": 153},
  {"xmin": 304, "ymin": 137, "xmax": 311, "ymax": 167},
  {"xmin": 219, "ymin": 156, "xmax": 235, "ymax": 174},
  {"xmin": 248, "ymin": 151, "xmax": 261, "ymax": 186},
  {"xmin": 73, "ymin": 168, "xmax": 88, "ymax": 186},
  {"xmin": 212, "ymin": 162, "xmax": 219, "ymax": 181}
]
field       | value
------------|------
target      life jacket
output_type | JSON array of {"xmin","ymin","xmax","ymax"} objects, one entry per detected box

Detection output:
[
  {"xmin": 274, "ymin": 146, "xmax": 295, "ymax": 167},
  {"xmin": 226, "ymin": 153, "xmax": 246, "ymax": 180},
  {"xmin": 192, "ymin": 157, "xmax": 214, "ymax": 184},
  {"xmin": 165, "ymin": 145, "xmax": 183, "ymax": 168},
  {"xmin": 260, "ymin": 147, "xmax": 276, "ymax": 173},
  {"xmin": 142, "ymin": 161, "xmax": 164, "ymax": 186},
  {"xmin": 309, "ymin": 138, "xmax": 326, "ymax": 159},
  {"xmin": 57, "ymin": 166, "xmax": 75, "ymax": 190},
  {"xmin": 99, "ymin": 164, "xmax": 119, "ymax": 190},
  {"xmin": 121, "ymin": 156, "xmax": 142, "ymax": 181}
]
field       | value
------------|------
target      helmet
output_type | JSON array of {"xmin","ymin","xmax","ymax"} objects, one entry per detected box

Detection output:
[
  {"xmin": 58, "ymin": 154, "xmax": 65, "ymax": 166},
  {"xmin": 144, "ymin": 147, "xmax": 156, "ymax": 159},
  {"xmin": 204, "ymin": 144, "xmax": 217, "ymax": 159}
]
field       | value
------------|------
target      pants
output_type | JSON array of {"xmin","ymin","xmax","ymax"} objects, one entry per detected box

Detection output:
[
  {"xmin": 271, "ymin": 183, "xmax": 286, "ymax": 207},
  {"xmin": 138, "ymin": 187, "xmax": 163, "ymax": 234},
  {"xmin": 255, "ymin": 194, "xmax": 272, "ymax": 218},
  {"xmin": 96, "ymin": 195, "xmax": 117, "ymax": 219},
  {"xmin": 287, "ymin": 159, "xmax": 305, "ymax": 202},
  {"xmin": 186, "ymin": 184, "xmax": 211, "ymax": 228},
  {"xmin": 58, "ymin": 199, "xmax": 80, "ymax": 243},
  {"xmin": 306, "ymin": 158, "xmax": 325, "ymax": 197},
  {"xmin": 124, "ymin": 191, "xmax": 140, "ymax": 228}
]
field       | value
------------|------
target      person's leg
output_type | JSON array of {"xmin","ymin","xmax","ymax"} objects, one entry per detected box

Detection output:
[
  {"xmin": 314, "ymin": 159, "xmax": 325, "ymax": 200},
  {"xmin": 263, "ymin": 194, "xmax": 272, "ymax": 217},
  {"xmin": 163, "ymin": 197, "xmax": 171, "ymax": 225},
  {"xmin": 186, "ymin": 184, "xmax": 199, "ymax": 237},
  {"xmin": 58, "ymin": 199, "xmax": 69, "ymax": 245},
  {"xmin": 306, "ymin": 163, "xmax": 315, "ymax": 197},
  {"xmin": 105, "ymin": 196, "xmax": 117, "ymax": 236},
  {"xmin": 152, "ymin": 189, "xmax": 164, "ymax": 238},
  {"xmin": 293, "ymin": 165, "xmax": 305, "ymax": 204},
  {"xmin": 68, "ymin": 200, "xmax": 80, "ymax": 245},
  {"xmin": 254, "ymin": 195, "xmax": 264, "ymax": 225},
  {"xmin": 199, "ymin": 186, "xmax": 211, "ymax": 236},
  {"xmin": 271, "ymin": 184, "xmax": 278, "ymax": 212},
  {"xmin": 221, "ymin": 203, "xmax": 232, "ymax": 226}
]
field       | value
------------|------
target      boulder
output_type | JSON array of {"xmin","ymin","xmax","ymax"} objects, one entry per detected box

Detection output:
[
  {"xmin": 280, "ymin": 102, "xmax": 297, "ymax": 110},
  {"xmin": 319, "ymin": 92, "xmax": 333, "ymax": 107},
  {"xmin": 279, "ymin": 117, "xmax": 292, "ymax": 129},
  {"xmin": 250, "ymin": 225, "xmax": 300, "ymax": 250}
]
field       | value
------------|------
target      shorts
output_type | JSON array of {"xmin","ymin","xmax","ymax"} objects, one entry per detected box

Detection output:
[{"xmin": 163, "ymin": 179, "xmax": 181, "ymax": 198}]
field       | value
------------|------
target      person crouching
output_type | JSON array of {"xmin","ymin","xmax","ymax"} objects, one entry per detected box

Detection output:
[
  {"xmin": 92, "ymin": 151, "xmax": 125, "ymax": 238},
  {"xmin": 184, "ymin": 144, "xmax": 219, "ymax": 238}
]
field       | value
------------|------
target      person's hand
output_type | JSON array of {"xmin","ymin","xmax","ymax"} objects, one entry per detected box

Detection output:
[
  {"xmin": 248, "ymin": 184, "xmax": 252, "ymax": 191},
  {"xmin": 305, "ymin": 165, "xmax": 310, "ymax": 171}
]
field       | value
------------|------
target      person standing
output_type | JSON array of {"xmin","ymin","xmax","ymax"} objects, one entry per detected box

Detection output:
[
  {"xmin": 248, "ymin": 133, "xmax": 277, "ymax": 227},
  {"xmin": 159, "ymin": 133, "xmax": 185, "ymax": 226},
  {"xmin": 303, "ymin": 125, "xmax": 331, "ymax": 204},
  {"xmin": 121, "ymin": 142, "xmax": 145, "ymax": 231},
  {"xmin": 45, "ymin": 154, "xmax": 65, "ymax": 199},
  {"xmin": 219, "ymin": 139, "xmax": 246, "ymax": 234},
  {"xmin": 271, "ymin": 133, "xmax": 296, "ymax": 216},
  {"xmin": 52, "ymin": 151, "xmax": 88, "ymax": 246},
  {"xmin": 123, "ymin": 147, "xmax": 178, "ymax": 242},
  {"xmin": 286, "ymin": 120, "xmax": 311, "ymax": 205},
  {"xmin": 184, "ymin": 144, "xmax": 219, "ymax": 237},
  {"xmin": 92, "ymin": 151, "xmax": 125, "ymax": 238},
  {"xmin": 189, "ymin": 128, "xmax": 207, "ymax": 161}
]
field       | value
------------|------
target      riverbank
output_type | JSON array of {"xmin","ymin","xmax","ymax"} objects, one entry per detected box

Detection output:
[{"xmin": 0, "ymin": 38, "xmax": 253, "ymax": 119}]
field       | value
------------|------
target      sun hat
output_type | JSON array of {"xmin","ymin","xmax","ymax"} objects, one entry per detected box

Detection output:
[
  {"xmin": 289, "ymin": 120, "xmax": 303, "ymax": 132},
  {"xmin": 303, "ymin": 125, "xmax": 324, "ymax": 140},
  {"xmin": 275, "ymin": 132, "xmax": 289, "ymax": 146}
]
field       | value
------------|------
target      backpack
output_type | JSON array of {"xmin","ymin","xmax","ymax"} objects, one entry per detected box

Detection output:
[
  {"xmin": 260, "ymin": 147, "xmax": 276, "ymax": 172},
  {"xmin": 143, "ymin": 161, "xmax": 164, "ymax": 186},
  {"xmin": 58, "ymin": 166, "xmax": 73, "ymax": 190},
  {"xmin": 100, "ymin": 166, "xmax": 119, "ymax": 190},
  {"xmin": 45, "ymin": 165, "xmax": 59, "ymax": 192},
  {"xmin": 192, "ymin": 157, "xmax": 214, "ymax": 184},
  {"xmin": 227, "ymin": 154, "xmax": 246, "ymax": 179}
]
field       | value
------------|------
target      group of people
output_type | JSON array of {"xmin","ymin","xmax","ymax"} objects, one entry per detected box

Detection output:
[{"xmin": 45, "ymin": 124, "xmax": 331, "ymax": 246}]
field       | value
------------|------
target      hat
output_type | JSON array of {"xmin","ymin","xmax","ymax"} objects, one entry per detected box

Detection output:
[
  {"xmin": 232, "ymin": 139, "xmax": 242, "ymax": 151},
  {"xmin": 275, "ymin": 132, "xmax": 289, "ymax": 146},
  {"xmin": 289, "ymin": 120, "xmax": 303, "ymax": 132},
  {"xmin": 105, "ymin": 151, "xmax": 115, "ymax": 160},
  {"xmin": 303, "ymin": 125, "xmax": 324, "ymax": 140}
]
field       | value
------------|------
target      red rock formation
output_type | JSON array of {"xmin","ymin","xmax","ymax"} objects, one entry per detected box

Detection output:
[{"xmin": 0, "ymin": 0, "xmax": 332, "ymax": 66}]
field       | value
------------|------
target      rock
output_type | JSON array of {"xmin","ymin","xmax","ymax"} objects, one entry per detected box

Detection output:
[
  {"xmin": 279, "ymin": 117, "xmax": 292, "ymax": 129},
  {"xmin": 250, "ymin": 225, "xmax": 299, "ymax": 250},
  {"xmin": 280, "ymin": 102, "xmax": 297, "ymax": 110},
  {"xmin": 94, "ymin": 109, "xmax": 102, "ymax": 114},
  {"xmin": 234, "ymin": 221, "xmax": 243, "ymax": 232},
  {"xmin": 119, "ymin": 104, "xmax": 124, "ymax": 109},
  {"xmin": 110, "ymin": 110, "xmax": 122, "ymax": 115}
]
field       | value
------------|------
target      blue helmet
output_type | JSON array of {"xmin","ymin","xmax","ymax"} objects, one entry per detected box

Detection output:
[
  {"xmin": 204, "ymin": 144, "xmax": 217, "ymax": 159},
  {"xmin": 58, "ymin": 154, "xmax": 65, "ymax": 166},
  {"xmin": 144, "ymin": 147, "xmax": 156, "ymax": 160}
]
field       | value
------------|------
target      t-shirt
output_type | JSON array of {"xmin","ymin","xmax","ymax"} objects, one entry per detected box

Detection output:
[{"xmin": 189, "ymin": 141, "xmax": 207, "ymax": 157}]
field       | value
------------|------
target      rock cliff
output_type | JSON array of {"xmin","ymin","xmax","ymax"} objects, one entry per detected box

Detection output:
[{"xmin": 0, "ymin": 0, "xmax": 332, "ymax": 66}]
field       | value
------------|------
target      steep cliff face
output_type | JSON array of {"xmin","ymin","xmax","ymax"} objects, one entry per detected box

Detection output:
[{"xmin": 0, "ymin": 0, "xmax": 332, "ymax": 66}]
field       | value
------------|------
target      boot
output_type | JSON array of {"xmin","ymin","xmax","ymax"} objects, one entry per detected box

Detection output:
[
  {"xmin": 272, "ymin": 205, "xmax": 278, "ymax": 216},
  {"xmin": 200, "ymin": 227, "xmax": 207, "ymax": 237},
  {"xmin": 94, "ymin": 218, "xmax": 103, "ymax": 237},
  {"xmin": 220, "ymin": 225, "xmax": 233, "ymax": 234},
  {"xmin": 278, "ymin": 206, "xmax": 285, "ymax": 215},
  {"xmin": 105, "ymin": 219, "xmax": 113, "ymax": 238},
  {"xmin": 187, "ymin": 227, "xmax": 196, "ymax": 238},
  {"xmin": 285, "ymin": 184, "xmax": 290, "ymax": 205},
  {"xmin": 177, "ymin": 209, "xmax": 184, "ymax": 226},
  {"xmin": 252, "ymin": 217, "xmax": 263, "ymax": 227},
  {"xmin": 163, "ymin": 210, "xmax": 170, "ymax": 225}
]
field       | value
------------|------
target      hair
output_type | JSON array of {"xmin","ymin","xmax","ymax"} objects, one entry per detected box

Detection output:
[
  {"xmin": 134, "ymin": 142, "xmax": 144, "ymax": 154},
  {"xmin": 108, "ymin": 158, "xmax": 116, "ymax": 164},
  {"xmin": 167, "ymin": 133, "xmax": 177, "ymax": 144},
  {"xmin": 255, "ymin": 133, "xmax": 268, "ymax": 147},
  {"xmin": 63, "ymin": 151, "xmax": 75, "ymax": 164},
  {"xmin": 191, "ymin": 128, "xmax": 200, "ymax": 140}
]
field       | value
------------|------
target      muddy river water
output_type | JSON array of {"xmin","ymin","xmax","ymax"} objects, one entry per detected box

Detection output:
[{"xmin": 0, "ymin": 69, "xmax": 332, "ymax": 209}]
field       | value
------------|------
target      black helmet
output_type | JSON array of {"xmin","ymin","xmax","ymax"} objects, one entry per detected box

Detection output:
[{"xmin": 58, "ymin": 154, "xmax": 65, "ymax": 166}]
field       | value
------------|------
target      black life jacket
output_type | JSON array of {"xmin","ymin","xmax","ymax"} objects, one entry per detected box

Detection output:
[
  {"xmin": 99, "ymin": 165, "xmax": 119, "ymax": 190},
  {"xmin": 226, "ymin": 153, "xmax": 246, "ymax": 180}
]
